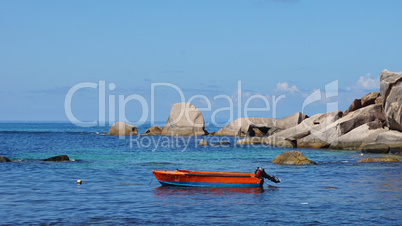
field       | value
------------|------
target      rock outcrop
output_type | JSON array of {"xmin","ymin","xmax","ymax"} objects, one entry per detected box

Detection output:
[
  {"xmin": 276, "ymin": 112, "xmax": 307, "ymax": 130},
  {"xmin": 143, "ymin": 126, "xmax": 162, "ymax": 135},
  {"xmin": 43, "ymin": 155, "xmax": 70, "ymax": 162},
  {"xmin": 161, "ymin": 103, "xmax": 208, "ymax": 136},
  {"xmin": 357, "ymin": 157, "xmax": 399, "ymax": 163},
  {"xmin": 380, "ymin": 69, "xmax": 402, "ymax": 132},
  {"xmin": 274, "ymin": 111, "xmax": 341, "ymax": 141},
  {"xmin": 263, "ymin": 136, "xmax": 296, "ymax": 148},
  {"xmin": 293, "ymin": 111, "xmax": 343, "ymax": 148},
  {"xmin": 375, "ymin": 130, "xmax": 402, "ymax": 152},
  {"xmin": 199, "ymin": 139, "xmax": 208, "ymax": 146},
  {"xmin": 361, "ymin": 92, "xmax": 380, "ymax": 108},
  {"xmin": 0, "ymin": 156, "xmax": 11, "ymax": 162},
  {"xmin": 343, "ymin": 99, "xmax": 362, "ymax": 116},
  {"xmin": 272, "ymin": 151, "xmax": 316, "ymax": 165},
  {"xmin": 236, "ymin": 137, "xmax": 264, "ymax": 145},
  {"xmin": 337, "ymin": 104, "xmax": 385, "ymax": 136},
  {"xmin": 215, "ymin": 118, "xmax": 276, "ymax": 137},
  {"xmin": 209, "ymin": 71, "xmax": 402, "ymax": 150},
  {"xmin": 344, "ymin": 92, "xmax": 381, "ymax": 116},
  {"xmin": 329, "ymin": 122, "xmax": 386, "ymax": 150},
  {"xmin": 247, "ymin": 124, "xmax": 270, "ymax": 137},
  {"xmin": 235, "ymin": 136, "xmax": 295, "ymax": 148},
  {"xmin": 95, "ymin": 70, "xmax": 402, "ymax": 151},
  {"xmin": 361, "ymin": 143, "xmax": 390, "ymax": 154},
  {"xmin": 230, "ymin": 87, "xmax": 399, "ymax": 151},
  {"xmin": 215, "ymin": 112, "xmax": 305, "ymax": 137},
  {"xmin": 298, "ymin": 104, "xmax": 385, "ymax": 149},
  {"xmin": 108, "ymin": 121, "xmax": 138, "ymax": 136}
]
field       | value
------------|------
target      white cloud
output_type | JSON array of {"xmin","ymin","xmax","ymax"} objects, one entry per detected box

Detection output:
[
  {"xmin": 275, "ymin": 82, "xmax": 299, "ymax": 93},
  {"xmin": 243, "ymin": 92, "xmax": 251, "ymax": 97},
  {"xmin": 348, "ymin": 73, "xmax": 379, "ymax": 90}
]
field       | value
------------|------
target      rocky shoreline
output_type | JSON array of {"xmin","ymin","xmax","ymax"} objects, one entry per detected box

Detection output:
[
  {"xmin": 106, "ymin": 70, "xmax": 402, "ymax": 155},
  {"xmin": 1, "ymin": 70, "xmax": 400, "ymax": 164}
]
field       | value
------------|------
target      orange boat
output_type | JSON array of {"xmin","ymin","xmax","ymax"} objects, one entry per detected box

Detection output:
[{"xmin": 152, "ymin": 167, "xmax": 280, "ymax": 188}]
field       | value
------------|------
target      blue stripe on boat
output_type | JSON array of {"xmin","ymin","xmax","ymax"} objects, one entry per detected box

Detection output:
[{"xmin": 158, "ymin": 181, "xmax": 261, "ymax": 188}]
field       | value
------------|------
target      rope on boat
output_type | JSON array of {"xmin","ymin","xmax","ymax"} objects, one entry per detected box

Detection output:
[{"xmin": 148, "ymin": 175, "xmax": 153, "ymax": 186}]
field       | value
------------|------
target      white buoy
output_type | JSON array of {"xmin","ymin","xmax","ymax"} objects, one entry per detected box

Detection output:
[{"xmin": 77, "ymin": 180, "xmax": 82, "ymax": 185}]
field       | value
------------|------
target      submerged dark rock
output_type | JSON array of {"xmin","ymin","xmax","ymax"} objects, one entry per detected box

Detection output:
[
  {"xmin": 357, "ymin": 157, "xmax": 399, "ymax": 163},
  {"xmin": 213, "ymin": 141, "xmax": 231, "ymax": 146},
  {"xmin": 43, "ymin": 155, "xmax": 70, "ymax": 162},
  {"xmin": 0, "ymin": 156, "xmax": 11, "ymax": 162}
]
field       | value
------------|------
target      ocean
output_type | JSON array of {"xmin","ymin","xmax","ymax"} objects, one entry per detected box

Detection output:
[{"xmin": 0, "ymin": 122, "xmax": 401, "ymax": 225}]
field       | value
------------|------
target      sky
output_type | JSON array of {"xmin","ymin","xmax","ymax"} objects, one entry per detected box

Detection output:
[{"xmin": 1, "ymin": 0, "xmax": 401, "ymax": 126}]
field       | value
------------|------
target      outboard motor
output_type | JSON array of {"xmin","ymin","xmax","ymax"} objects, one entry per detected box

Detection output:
[{"xmin": 255, "ymin": 167, "xmax": 281, "ymax": 183}]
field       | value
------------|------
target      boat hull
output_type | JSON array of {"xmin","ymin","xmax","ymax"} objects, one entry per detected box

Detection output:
[{"xmin": 152, "ymin": 170, "xmax": 263, "ymax": 188}]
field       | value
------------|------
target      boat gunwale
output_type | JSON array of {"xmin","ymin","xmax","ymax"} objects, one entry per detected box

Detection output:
[
  {"xmin": 152, "ymin": 170, "xmax": 255, "ymax": 178},
  {"xmin": 186, "ymin": 173, "xmax": 251, "ymax": 178}
]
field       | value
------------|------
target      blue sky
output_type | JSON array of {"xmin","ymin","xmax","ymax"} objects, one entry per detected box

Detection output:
[{"xmin": 1, "ymin": 0, "xmax": 401, "ymax": 125}]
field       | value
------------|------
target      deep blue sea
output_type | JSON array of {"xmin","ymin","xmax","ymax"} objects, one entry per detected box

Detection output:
[{"xmin": 0, "ymin": 122, "xmax": 401, "ymax": 225}]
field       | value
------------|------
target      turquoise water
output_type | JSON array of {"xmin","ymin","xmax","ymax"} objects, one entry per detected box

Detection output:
[{"xmin": 0, "ymin": 123, "xmax": 401, "ymax": 225}]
